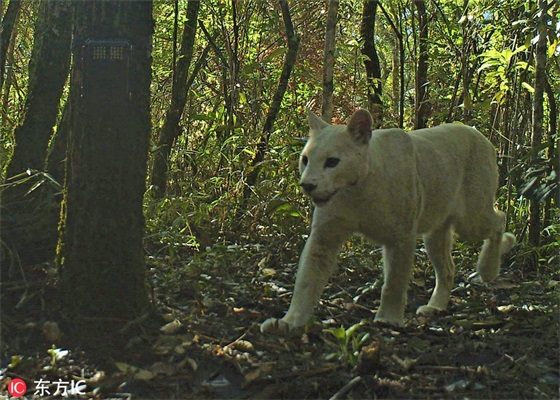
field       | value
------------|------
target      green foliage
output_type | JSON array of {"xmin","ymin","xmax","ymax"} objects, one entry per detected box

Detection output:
[
  {"xmin": 324, "ymin": 321, "xmax": 370, "ymax": 367},
  {"xmin": 478, "ymin": 46, "xmax": 531, "ymax": 104},
  {"xmin": 46, "ymin": 346, "xmax": 69, "ymax": 371},
  {"xmin": 1, "ymin": 0, "xmax": 557, "ymax": 262}
]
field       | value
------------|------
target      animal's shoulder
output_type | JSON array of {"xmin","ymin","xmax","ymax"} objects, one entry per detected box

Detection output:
[{"xmin": 371, "ymin": 128, "xmax": 412, "ymax": 147}]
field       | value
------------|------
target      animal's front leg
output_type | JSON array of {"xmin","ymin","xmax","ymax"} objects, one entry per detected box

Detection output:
[
  {"xmin": 375, "ymin": 240, "xmax": 415, "ymax": 327},
  {"xmin": 261, "ymin": 231, "xmax": 342, "ymax": 336}
]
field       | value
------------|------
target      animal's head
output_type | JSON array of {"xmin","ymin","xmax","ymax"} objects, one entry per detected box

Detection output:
[{"xmin": 299, "ymin": 109, "xmax": 373, "ymax": 207}]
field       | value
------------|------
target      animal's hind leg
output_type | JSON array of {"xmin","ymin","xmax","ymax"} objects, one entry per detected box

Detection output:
[
  {"xmin": 417, "ymin": 222, "xmax": 455, "ymax": 315},
  {"xmin": 476, "ymin": 210, "xmax": 516, "ymax": 282}
]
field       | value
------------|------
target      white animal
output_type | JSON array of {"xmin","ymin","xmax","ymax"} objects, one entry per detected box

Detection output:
[{"xmin": 261, "ymin": 109, "xmax": 515, "ymax": 335}]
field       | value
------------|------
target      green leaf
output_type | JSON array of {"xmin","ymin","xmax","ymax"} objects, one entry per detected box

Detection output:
[
  {"xmin": 267, "ymin": 199, "xmax": 303, "ymax": 218},
  {"xmin": 326, "ymin": 326, "xmax": 347, "ymax": 340},
  {"xmin": 345, "ymin": 321, "xmax": 364, "ymax": 337},
  {"xmin": 9, "ymin": 355, "xmax": 23, "ymax": 369},
  {"xmin": 521, "ymin": 82, "xmax": 535, "ymax": 93},
  {"xmin": 264, "ymin": 47, "xmax": 287, "ymax": 63},
  {"xmin": 549, "ymin": 39, "xmax": 559, "ymax": 58}
]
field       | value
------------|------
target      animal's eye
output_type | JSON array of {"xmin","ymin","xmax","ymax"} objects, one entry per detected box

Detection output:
[
  {"xmin": 324, "ymin": 157, "xmax": 340, "ymax": 168},
  {"xmin": 301, "ymin": 155, "xmax": 309, "ymax": 166}
]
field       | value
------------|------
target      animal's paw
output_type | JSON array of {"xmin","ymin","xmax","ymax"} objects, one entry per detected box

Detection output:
[
  {"xmin": 260, "ymin": 318, "xmax": 304, "ymax": 337},
  {"xmin": 374, "ymin": 314, "xmax": 404, "ymax": 328},
  {"xmin": 416, "ymin": 305, "xmax": 445, "ymax": 316},
  {"xmin": 501, "ymin": 232, "xmax": 516, "ymax": 254}
]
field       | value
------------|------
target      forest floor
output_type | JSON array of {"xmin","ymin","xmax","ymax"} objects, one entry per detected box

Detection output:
[{"xmin": 1, "ymin": 237, "xmax": 559, "ymax": 399}]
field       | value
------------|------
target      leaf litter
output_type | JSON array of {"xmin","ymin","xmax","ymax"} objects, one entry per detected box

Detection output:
[{"xmin": 1, "ymin": 241, "xmax": 558, "ymax": 399}]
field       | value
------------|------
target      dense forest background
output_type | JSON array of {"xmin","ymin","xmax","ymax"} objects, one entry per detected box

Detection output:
[
  {"xmin": 1, "ymin": 0, "xmax": 558, "ymax": 255},
  {"xmin": 0, "ymin": 0, "xmax": 559, "ymax": 399}
]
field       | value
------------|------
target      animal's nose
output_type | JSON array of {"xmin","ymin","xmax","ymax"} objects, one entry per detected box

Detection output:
[{"xmin": 300, "ymin": 182, "xmax": 317, "ymax": 193}]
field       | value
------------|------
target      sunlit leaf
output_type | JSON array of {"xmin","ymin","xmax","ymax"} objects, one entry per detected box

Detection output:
[{"xmin": 521, "ymin": 82, "xmax": 534, "ymax": 93}]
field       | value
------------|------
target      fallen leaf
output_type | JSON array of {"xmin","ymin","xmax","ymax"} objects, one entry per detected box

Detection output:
[
  {"xmin": 228, "ymin": 340, "xmax": 255, "ymax": 353},
  {"xmin": 160, "ymin": 319, "xmax": 182, "ymax": 334},
  {"xmin": 115, "ymin": 362, "xmax": 155, "ymax": 380},
  {"xmin": 151, "ymin": 361, "xmax": 177, "ymax": 376}
]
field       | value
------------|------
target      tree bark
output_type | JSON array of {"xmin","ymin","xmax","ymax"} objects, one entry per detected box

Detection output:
[
  {"xmin": 58, "ymin": 0, "xmax": 154, "ymax": 346},
  {"xmin": 414, "ymin": 0, "xmax": 429, "ymax": 129},
  {"xmin": 243, "ymin": 0, "xmax": 299, "ymax": 200},
  {"xmin": 379, "ymin": 2, "xmax": 404, "ymax": 128},
  {"xmin": 322, "ymin": 0, "xmax": 338, "ymax": 122},
  {"xmin": 4, "ymin": 0, "xmax": 71, "ymax": 179},
  {"xmin": 528, "ymin": 0, "xmax": 549, "ymax": 248},
  {"xmin": 150, "ymin": 0, "xmax": 200, "ymax": 198},
  {"xmin": 360, "ymin": 0, "xmax": 383, "ymax": 127},
  {"xmin": 45, "ymin": 94, "xmax": 72, "ymax": 184},
  {"xmin": 543, "ymin": 77, "xmax": 558, "ymax": 229},
  {"xmin": 0, "ymin": 0, "xmax": 22, "ymax": 92},
  {"xmin": 1, "ymin": 0, "xmax": 72, "ymax": 265}
]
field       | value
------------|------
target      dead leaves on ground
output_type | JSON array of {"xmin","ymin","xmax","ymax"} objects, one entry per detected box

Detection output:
[{"xmin": 2, "ymin": 243, "xmax": 559, "ymax": 399}]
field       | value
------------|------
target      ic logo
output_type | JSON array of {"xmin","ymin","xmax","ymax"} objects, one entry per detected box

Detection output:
[{"xmin": 8, "ymin": 378, "xmax": 27, "ymax": 397}]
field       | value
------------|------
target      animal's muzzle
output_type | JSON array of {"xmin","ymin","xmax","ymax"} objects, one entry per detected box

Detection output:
[{"xmin": 300, "ymin": 182, "xmax": 317, "ymax": 194}]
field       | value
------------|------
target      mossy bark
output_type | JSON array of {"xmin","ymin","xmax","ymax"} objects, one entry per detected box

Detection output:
[
  {"xmin": 58, "ymin": 1, "xmax": 154, "ymax": 342},
  {"xmin": 1, "ymin": 0, "xmax": 72, "ymax": 265}
]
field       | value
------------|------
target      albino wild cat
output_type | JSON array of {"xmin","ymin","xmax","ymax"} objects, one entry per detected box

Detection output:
[{"xmin": 261, "ymin": 109, "xmax": 515, "ymax": 336}]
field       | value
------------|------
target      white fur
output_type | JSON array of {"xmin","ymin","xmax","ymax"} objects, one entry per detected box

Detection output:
[{"xmin": 261, "ymin": 109, "xmax": 515, "ymax": 336}]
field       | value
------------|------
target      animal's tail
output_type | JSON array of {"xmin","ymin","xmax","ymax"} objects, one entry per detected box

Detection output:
[{"xmin": 477, "ymin": 232, "xmax": 516, "ymax": 282}]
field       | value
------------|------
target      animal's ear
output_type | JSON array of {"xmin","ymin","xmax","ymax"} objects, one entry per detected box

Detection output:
[
  {"xmin": 307, "ymin": 109, "xmax": 330, "ymax": 132},
  {"xmin": 347, "ymin": 109, "xmax": 373, "ymax": 144}
]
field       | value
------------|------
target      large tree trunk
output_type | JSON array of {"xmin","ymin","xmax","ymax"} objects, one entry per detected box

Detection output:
[
  {"xmin": 414, "ymin": 0, "xmax": 429, "ymax": 129},
  {"xmin": 58, "ymin": 0, "xmax": 154, "ymax": 347},
  {"xmin": 3, "ymin": 0, "xmax": 72, "ymax": 178},
  {"xmin": 1, "ymin": 0, "xmax": 72, "ymax": 265},
  {"xmin": 322, "ymin": 0, "xmax": 338, "ymax": 122},
  {"xmin": 150, "ymin": 0, "xmax": 200, "ymax": 198},
  {"xmin": 360, "ymin": 0, "xmax": 383, "ymax": 128}
]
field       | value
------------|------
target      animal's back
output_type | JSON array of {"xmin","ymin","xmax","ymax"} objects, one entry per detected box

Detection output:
[{"xmin": 408, "ymin": 124, "xmax": 499, "ymax": 236}]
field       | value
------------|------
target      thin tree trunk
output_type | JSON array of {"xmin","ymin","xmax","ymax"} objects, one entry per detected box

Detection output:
[
  {"xmin": 59, "ymin": 0, "xmax": 154, "ymax": 347},
  {"xmin": 322, "ymin": 0, "xmax": 338, "ymax": 122},
  {"xmin": 414, "ymin": 0, "xmax": 429, "ymax": 130},
  {"xmin": 528, "ymin": 0, "xmax": 549, "ymax": 248},
  {"xmin": 1, "ymin": 0, "xmax": 72, "ymax": 265},
  {"xmin": 360, "ymin": 0, "xmax": 383, "ymax": 127},
  {"xmin": 150, "ymin": 0, "xmax": 200, "ymax": 198},
  {"xmin": 543, "ymin": 77, "xmax": 558, "ymax": 227},
  {"xmin": 379, "ymin": 2, "xmax": 403, "ymax": 128},
  {"xmin": 243, "ymin": 0, "xmax": 299, "ymax": 200},
  {"xmin": 389, "ymin": 34, "xmax": 399, "ymax": 122}
]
